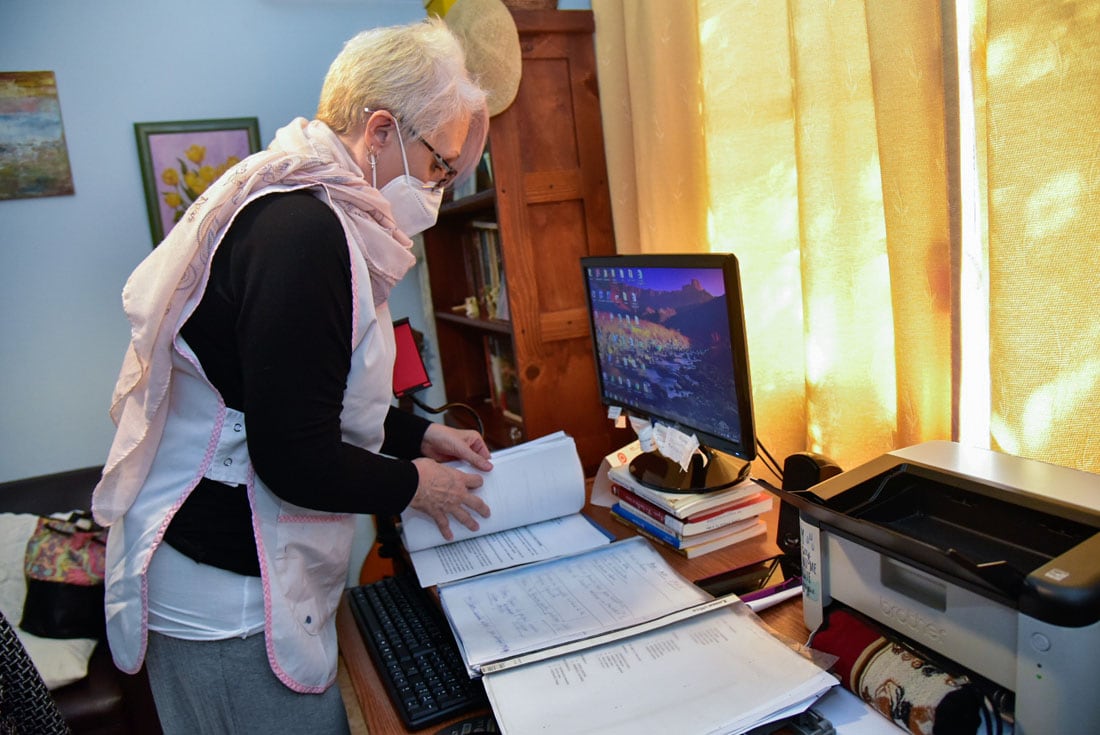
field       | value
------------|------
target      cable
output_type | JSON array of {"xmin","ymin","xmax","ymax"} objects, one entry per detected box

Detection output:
[
  {"xmin": 410, "ymin": 395, "xmax": 485, "ymax": 437},
  {"xmin": 755, "ymin": 436, "xmax": 784, "ymax": 483}
]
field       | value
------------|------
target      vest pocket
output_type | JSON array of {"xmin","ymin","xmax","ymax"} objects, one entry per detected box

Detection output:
[{"xmin": 270, "ymin": 513, "xmax": 354, "ymax": 636}]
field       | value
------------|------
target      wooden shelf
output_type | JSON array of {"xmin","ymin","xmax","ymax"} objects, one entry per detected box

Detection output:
[
  {"xmin": 440, "ymin": 188, "xmax": 495, "ymax": 218},
  {"xmin": 421, "ymin": 9, "xmax": 621, "ymax": 473},
  {"xmin": 434, "ymin": 312, "xmax": 512, "ymax": 335}
]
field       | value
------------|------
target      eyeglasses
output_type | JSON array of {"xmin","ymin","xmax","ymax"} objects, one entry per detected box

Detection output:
[
  {"xmin": 364, "ymin": 108, "xmax": 458, "ymax": 192},
  {"xmin": 417, "ymin": 136, "xmax": 458, "ymax": 193}
]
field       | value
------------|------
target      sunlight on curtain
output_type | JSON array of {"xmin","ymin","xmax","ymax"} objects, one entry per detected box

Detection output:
[
  {"xmin": 589, "ymin": 1, "xmax": 709, "ymax": 256},
  {"xmin": 862, "ymin": 2, "xmax": 954, "ymax": 451},
  {"xmin": 594, "ymin": 0, "xmax": 955, "ymax": 478},
  {"xmin": 593, "ymin": 0, "xmax": 1099, "ymax": 477},
  {"xmin": 978, "ymin": 0, "xmax": 1100, "ymax": 472},
  {"xmin": 958, "ymin": 0, "xmax": 992, "ymax": 449},
  {"xmin": 695, "ymin": 0, "xmax": 808, "ymax": 476},
  {"xmin": 777, "ymin": 1, "xmax": 903, "ymax": 467}
]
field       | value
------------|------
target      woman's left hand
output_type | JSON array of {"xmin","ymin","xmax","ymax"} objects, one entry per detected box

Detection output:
[{"xmin": 420, "ymin": 422, "xmax": 493, "ymax": 472}]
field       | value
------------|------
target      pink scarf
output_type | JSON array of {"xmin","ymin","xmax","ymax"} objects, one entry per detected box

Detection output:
[{"xmin": 92, "ymin": 118, "xmax": 416, "ymax": 525}]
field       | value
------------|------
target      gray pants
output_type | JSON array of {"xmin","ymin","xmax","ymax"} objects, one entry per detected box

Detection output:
[{"xmin": 145, "ymin": 631, "xmax": 352, "ymax": 735}]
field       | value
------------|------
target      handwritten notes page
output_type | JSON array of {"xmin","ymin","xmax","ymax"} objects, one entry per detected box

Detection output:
[
  {"xmin": 437, "ymin": 536, "xmax": 711, "ymax": 672},
  {"xmin": 408, "ymin": 513, "xmax": 612, "ymax": 588},
  {"xmin": 483, "ymin": 606, "xmax": 837, "ymax": 735}
]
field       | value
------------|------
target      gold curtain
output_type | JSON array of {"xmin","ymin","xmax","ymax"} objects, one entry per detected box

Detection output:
[
  {"xmin": 591, "ymin": 0, "xmax": 709, "ymax": 255},
  {"xmin": 977, "ymin": 0, "xmax": 1100, "ymax": 472},
  {"xmin": 593, "ymin": 0, "xmax": 954, "ymax": 481}
]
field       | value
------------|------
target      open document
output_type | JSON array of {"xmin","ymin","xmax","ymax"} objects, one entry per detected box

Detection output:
[
  {"xmin": 437, "ymin": 536, "xmax": 713, "ymax": 674},
  {"xmin": 399, "ymin": 432, "xmax": 612, "ymax": 587},
  {"xmin": 482, "ymin": 605, "xmax": 837, "ymax": 735}
]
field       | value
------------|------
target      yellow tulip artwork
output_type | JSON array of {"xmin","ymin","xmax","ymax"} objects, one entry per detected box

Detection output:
[{"xmin": 134, "ymin": 117, "xmax": 260, "ymax": 245}]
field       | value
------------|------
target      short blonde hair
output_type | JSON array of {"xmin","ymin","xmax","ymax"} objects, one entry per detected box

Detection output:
[{"xmin": 318, "ymin": 18, "xmax": 489, "ymax": 178}]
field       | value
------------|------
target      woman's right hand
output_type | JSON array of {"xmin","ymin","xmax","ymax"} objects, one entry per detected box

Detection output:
[{"xmin": 409, "ymin": 457, "xmax": 492, "ymax": 542}]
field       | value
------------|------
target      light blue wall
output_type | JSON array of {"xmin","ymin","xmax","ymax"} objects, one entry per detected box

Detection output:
[
  {"xmin": 1, "ymin": 0, "xmax": 590, "ymax": 483},
  {"xmin": 0, "ymin": 1, "xmax": 425, "ymax": 481}
]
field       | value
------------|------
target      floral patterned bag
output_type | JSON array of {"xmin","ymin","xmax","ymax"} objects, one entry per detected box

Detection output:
[{"xmin": 19, "ymin": 512, "xmax": 108, "ymax": 640}]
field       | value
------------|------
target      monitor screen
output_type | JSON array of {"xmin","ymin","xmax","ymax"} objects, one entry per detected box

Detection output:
[{"xmin": 580, "ymin": 253, "xmax": 756, "ymax": 493}]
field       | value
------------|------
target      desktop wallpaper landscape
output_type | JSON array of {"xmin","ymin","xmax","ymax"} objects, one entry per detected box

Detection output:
[{"xmin": 585, "ymin": 265, "xmax": 743, "ymax": 447}]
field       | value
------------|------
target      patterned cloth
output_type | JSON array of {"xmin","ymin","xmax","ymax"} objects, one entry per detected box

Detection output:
[
  {"xmin": 0, "ymin": 610, "xmax": 70, "ymax": 734},
  {"xmin": 810, "ymin": 607, "xmax": 1012, "ymax": 735},
  {"xmin": 23, "ymin": 516, "xmax": 106, "ymax": 586}
]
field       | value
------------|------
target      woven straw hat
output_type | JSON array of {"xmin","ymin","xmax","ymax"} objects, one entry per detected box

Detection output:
[{"xmin": 440, "ymin": 0, "xmax": 522, "ymax": 117}]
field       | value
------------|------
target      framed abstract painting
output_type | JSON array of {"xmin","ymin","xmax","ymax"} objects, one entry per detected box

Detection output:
[
  {"xmin": 134, "ymin": 117, "xmax": 261, "ymax": 245},
  {"xmin": 0, "ymin": 71, "xmax": 75, "ymax": 200}
]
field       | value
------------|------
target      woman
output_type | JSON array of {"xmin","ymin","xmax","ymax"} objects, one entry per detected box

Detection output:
[{"xmin": 92, "ymin": 18, "xmax": 492, "ymax": 734}]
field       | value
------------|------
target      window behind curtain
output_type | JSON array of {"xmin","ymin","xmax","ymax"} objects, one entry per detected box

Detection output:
[{"xmin": 592, "ymin": 0, "xmax": 1100, "ymax": 477}]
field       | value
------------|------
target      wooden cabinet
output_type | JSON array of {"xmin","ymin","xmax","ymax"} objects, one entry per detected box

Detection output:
[{"xmin": 422, "ymin": 9, "xmax": 626, "ymax": 475}]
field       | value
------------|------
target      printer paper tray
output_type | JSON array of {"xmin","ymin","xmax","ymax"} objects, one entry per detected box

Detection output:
[{"xmin": 820, "ymin": 464, "xmax": 1095, "ymax": 596}]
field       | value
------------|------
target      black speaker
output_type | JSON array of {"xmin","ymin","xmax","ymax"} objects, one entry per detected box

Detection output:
[{"xmin": 777, "ymin": 452, "xmax": 841, "ymax": 576}]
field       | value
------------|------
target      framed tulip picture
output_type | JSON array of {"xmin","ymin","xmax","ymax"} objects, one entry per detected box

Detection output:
[{"xmin": 134, "ymin": 117, "xmax": 261, "ymax": 245}]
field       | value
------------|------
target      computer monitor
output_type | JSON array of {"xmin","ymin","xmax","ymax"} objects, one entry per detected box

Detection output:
[{"xmin": 580, "ymin": 253, "xmax": 757, "ymax": 493}]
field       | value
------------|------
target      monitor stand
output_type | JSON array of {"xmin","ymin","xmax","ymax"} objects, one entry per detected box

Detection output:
[{"xmin": 628, "ymin": 446, "xmax": 750, "ymax": 494}]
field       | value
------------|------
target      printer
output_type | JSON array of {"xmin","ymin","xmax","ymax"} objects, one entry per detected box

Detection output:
[{"xmin": 782, "ymin": 441, "xmax": 1100, "ymax": 734}]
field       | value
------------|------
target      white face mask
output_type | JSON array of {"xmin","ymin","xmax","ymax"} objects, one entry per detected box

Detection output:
[{"xmin": 373, "ymin": 122, "xmax": 443, "ymax": 237}]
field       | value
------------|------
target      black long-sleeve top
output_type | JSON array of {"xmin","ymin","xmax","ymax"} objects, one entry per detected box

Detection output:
[{"xmin": 165, "ymin": 190, "xmax": 428, "ymax": 575}]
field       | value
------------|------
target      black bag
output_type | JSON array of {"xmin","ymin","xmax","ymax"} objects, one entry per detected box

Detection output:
[{"xmin": 19, "ymin": 512, "xmax": 107, "ymax": 640}]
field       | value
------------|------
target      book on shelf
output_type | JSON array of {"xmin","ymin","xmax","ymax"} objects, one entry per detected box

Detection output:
[
  {"xmin": 398, "ymin": 432, "xmax": 609, "ymax": 587},
  {"xmin": 494, "ymin": 274, "xmax": 509, "ymax": 320},
  {"xmin": 447, "ymin": 143, "xmax": 494, "ymax": 199},
  {"xmin": 606, "ymin": 460, "xmax": 763, "ymax": 518},
  {"xmin": 611, "ymin": 481, "xmax": 773, "ymax": 535},
  {"xmin": 471, "ymin": 219, "xmax": 504, "ymax": 320},
  {"xmin": 475, "ymin": 146, "xmax": 493, "ymax": 191},
  {"xmin": 460, "ymin": 230, "xmax": 485, "ymax": 318},
  {"xmin": 483, "ymin": 333, "xmax": 521, "ymax": 418},
  {"xmin": 457, "ymin": 220, "xmax": 506, "ymax": 321},
  {"xmin": 609, "ymin": 503, "xmax": 767, "ymax": 559}
]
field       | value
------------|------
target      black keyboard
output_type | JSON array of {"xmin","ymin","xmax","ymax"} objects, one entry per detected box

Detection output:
[{"xmin": 347, "ymin": 573, "xmax": 487, "ymax": 729}]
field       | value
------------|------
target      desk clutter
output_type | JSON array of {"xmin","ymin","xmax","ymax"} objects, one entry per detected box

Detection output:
[
  {"xmin": 606, "ymin": 461, "xmax": 771, "ymax": 558},
  {"xmin": 350, "ymin": 437, "xmax": 1100, "ymax": 733}
]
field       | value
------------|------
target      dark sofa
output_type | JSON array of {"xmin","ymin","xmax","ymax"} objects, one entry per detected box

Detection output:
[{"xmin": 0, "ymin": 467, "xmax": 162, "ymax": 735}]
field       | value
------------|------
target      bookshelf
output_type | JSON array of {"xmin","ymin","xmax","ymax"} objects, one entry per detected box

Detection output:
[{"xmin": 421, "ymin": 9, "xmax": 627, "ymax": 474}]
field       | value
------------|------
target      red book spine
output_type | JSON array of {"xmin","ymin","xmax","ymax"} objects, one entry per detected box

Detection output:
[{"xmin": 610, "ymin": 483, "xmax": 669, "ymax": 525}]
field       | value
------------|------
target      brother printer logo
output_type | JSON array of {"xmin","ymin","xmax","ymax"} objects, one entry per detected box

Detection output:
[{"xmin": 879, "ymin": 598, "xmax": 946, "ymax": 643}]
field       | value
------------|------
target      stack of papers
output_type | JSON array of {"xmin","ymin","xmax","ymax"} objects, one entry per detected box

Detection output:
[
  {"xmin": 436, "ymin": 536, "xmax": 836, "ymax": 734},
  {"xmin": 398, "ymin": 434, "xmax": 838, "ymax": 732},
  {"xmin": 482, "ymin": 604, "xmax": 835, "ymax": 734},
  {"xmin": 438, "ymin": 537, "xmax": 712, "ymax": 675},
  {"xmin": 399, "ymin": 432, "xmax": 612, "ymax": 587}
]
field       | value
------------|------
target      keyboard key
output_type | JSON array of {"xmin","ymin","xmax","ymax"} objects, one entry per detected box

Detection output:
[{"xmin": 348, "ymin": 575, "xmax": 487, "ymax": 729}]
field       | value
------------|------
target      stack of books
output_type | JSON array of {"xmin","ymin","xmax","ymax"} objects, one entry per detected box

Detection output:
[{"xmin": 607, "ymin": 463, "xmax": 772, "ymax": 558}]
